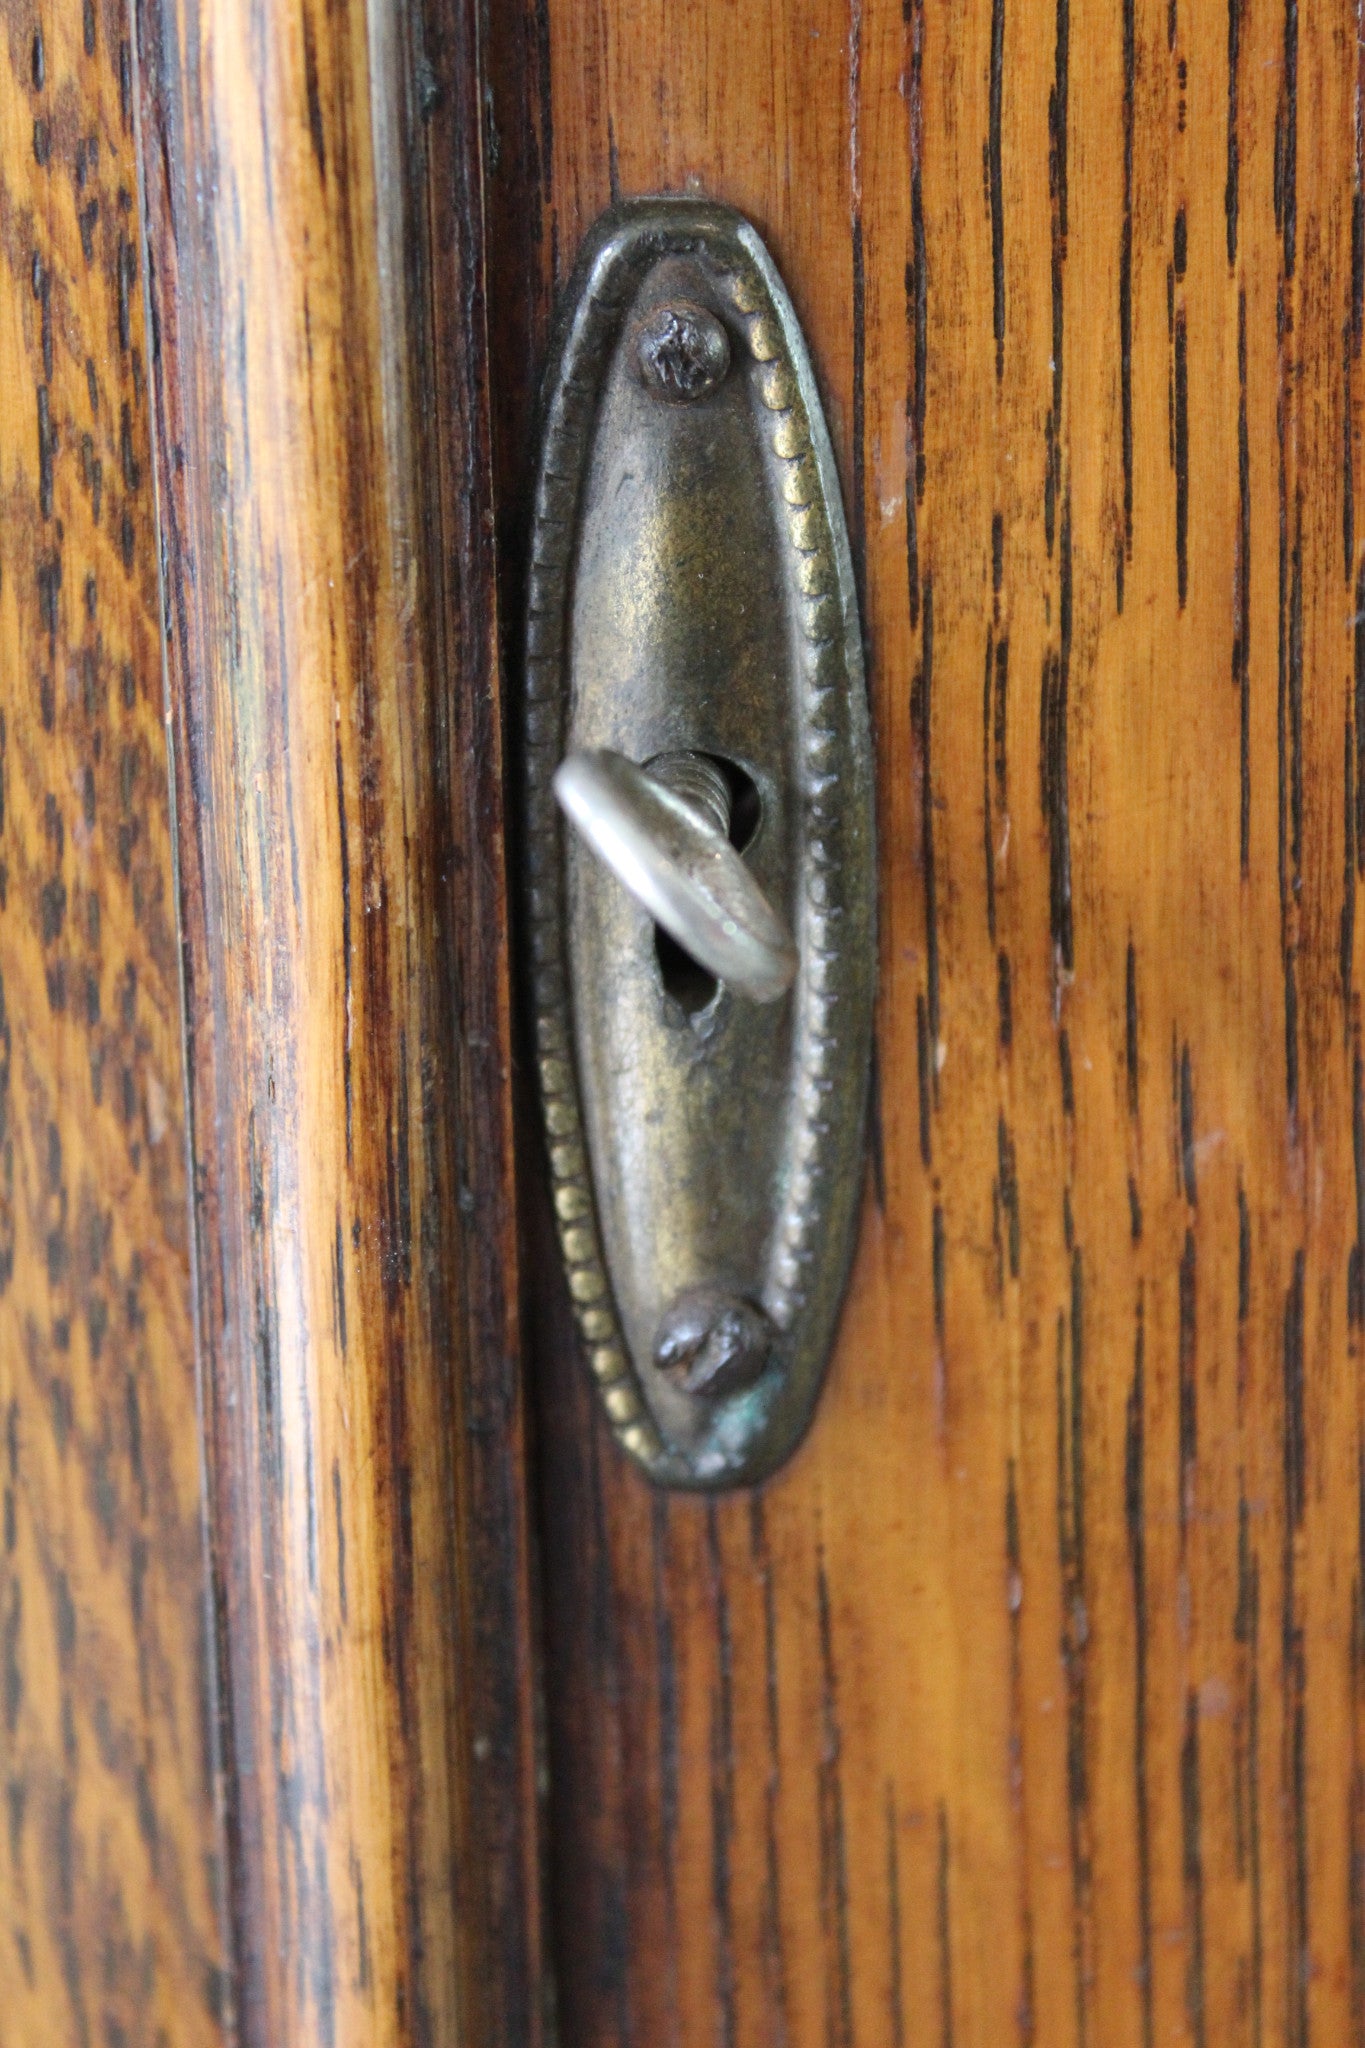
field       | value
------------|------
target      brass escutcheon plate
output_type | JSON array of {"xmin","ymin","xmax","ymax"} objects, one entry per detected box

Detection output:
[{"xmin": 524, "ymin": 198, "xmax": 875, "ymax": 1488}]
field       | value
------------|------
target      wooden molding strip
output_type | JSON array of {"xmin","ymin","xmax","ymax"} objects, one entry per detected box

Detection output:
[{"xmin": 131, "ymin": 0, "xmax": 544, "ymax": 2040}]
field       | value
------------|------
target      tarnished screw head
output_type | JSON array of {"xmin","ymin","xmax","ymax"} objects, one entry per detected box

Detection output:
[
  {"xmin": 636, "ymin": 303, "xmax": 730, "ymax": 403},
  {"xmin": 654, "ymin": 1286, "xmax": 774, "ymax": 1398}
]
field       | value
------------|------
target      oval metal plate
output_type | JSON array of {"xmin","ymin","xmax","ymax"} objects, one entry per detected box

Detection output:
[{"xmin": 525, "ymin": 198, "xmax": 875, "ymax": 1488}]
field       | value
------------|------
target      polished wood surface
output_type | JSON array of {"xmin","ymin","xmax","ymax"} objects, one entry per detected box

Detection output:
[
  {"xmin": 489, "ymin": 1, "xmax": 1365, "ymax": 2042},
  {"xmin": 0, "ymin": 0, "xmax": 225, "ymax": 2041},
  {"xmin": 132, "ymin": 0, "xmax": 543, "ymax": 2042},
  {"xmin": 9, "ymin": 1, "xmax": 1361, "ymax": 2040}
]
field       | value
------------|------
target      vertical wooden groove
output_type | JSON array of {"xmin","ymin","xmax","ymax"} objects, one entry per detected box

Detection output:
[{"xmin": 129, "ymin": 0, "xmax": 542, "ymax": 2043}]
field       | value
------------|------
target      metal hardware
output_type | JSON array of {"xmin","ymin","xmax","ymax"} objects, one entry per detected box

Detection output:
[
  {"xmin": 553, "ymin": 748, "xmax": 798, "ymax": 1004},
  {"xmin": 524, "ymin": 197, "xmax": 875, "ymax": 1488}
]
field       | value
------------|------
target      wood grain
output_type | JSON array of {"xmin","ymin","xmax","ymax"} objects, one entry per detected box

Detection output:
[
  {"xmin": 487, "ymin": 1, "xmax": 1365, "ymax": 2042},
  {"xmin": 0, "ymin": 0, "xmax": 226, "ymax": 2042},
  {"xmin": 132, "ymin": 0, "xmax": 544, "ymax": 2042}
]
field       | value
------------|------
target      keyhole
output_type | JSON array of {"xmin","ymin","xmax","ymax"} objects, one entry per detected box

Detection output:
[
  {"xmin": 722, "ymin": 759, "xmax": 761, "ymax": 854},
  {"xmin": 655, "ymin": 928, "xmax": 720, "ymax": 1015},
  {"xmin": 653, "ymin": 757, "xmax": 763, "ymax": 1018}
]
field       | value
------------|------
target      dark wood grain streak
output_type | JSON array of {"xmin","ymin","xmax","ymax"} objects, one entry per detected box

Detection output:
[
  {"xmin": 129, "ymin": 0, "xmax": 544, "ymax": 2040},
  {"xmin": 1356, "ymin": 1433, "xmax": 1365, "ymax": 2048}
]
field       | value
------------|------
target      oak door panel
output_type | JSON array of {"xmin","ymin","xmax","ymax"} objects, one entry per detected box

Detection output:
[
  {"xmin": 0, "ymin": 1, "xmax": 225, "ymax": 2041},
  {"xmin": 488, "ymin": 2, "xmax": 1365, "ymax": 2043},
  {"xmin": 1, "ymin": 0, "xmax": 546, "ymax": 2042}
]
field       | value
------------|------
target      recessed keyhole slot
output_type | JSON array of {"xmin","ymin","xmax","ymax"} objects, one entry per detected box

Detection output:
[
  {"xmin": 647, "ymin": 755, "xmax": 764, "ymax": 1016},
  {"xmin": 656, "ymin": 926, "xmax": 719, "ymax": 1017},
  {"xmin": 716, "ymin": 758, "xmax": 761, "ymax": 853}
]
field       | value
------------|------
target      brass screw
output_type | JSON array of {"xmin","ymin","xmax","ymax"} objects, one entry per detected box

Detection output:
[
  {"xmin": 654, "ymin": 1285, "xmax": 774, "ymax": 1398},
  {"xmin": 636, "ymin": 302, "xmax": 730, "ymax": 403}
]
